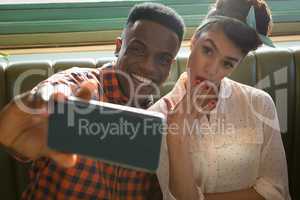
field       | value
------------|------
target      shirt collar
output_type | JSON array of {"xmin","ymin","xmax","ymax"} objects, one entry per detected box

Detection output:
[
  {"xmin": 100, "ymin": 63, "xmax": 129, "ymax": 105},
  {"xmin": 218, "ymin": 77, "xmax": 233, "ymax": 100},
  {"xmin": 165, "ymin": 73, "xmax": 233, "ymax": 113}
]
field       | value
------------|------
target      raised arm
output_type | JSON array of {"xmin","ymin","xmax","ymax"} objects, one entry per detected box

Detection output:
[{"xmin": 0, "ymin": 67, "xmax": 101, "ymax": 167}]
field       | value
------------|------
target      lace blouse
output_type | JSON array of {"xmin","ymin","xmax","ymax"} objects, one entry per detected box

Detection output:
[{"xmin": 150, "ymin": 72, "xmax": 291, "ymax": 200}]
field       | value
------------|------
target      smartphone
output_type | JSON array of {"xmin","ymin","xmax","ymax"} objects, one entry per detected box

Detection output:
[{"xmin": 48, "ymin": 96, "xmax": 166, "ymax": 173}]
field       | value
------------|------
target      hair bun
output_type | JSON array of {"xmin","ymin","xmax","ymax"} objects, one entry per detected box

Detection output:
[
  {"xmin": 248, "ymin": 0, "xmax": 263, "ymax": 7},
  {"xmin": 248, "ymin": 0, "xmax": 273, "ymax": 36},
  {"xmin": 207, "ymin": 0, "xmax": 273, "ymax": 36}
]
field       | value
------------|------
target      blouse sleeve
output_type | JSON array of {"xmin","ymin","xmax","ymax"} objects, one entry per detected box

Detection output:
[
  {"xmin": 253, "ymin": 94, "xmax": 291, "ymax": 200},
  {"xmin": 157, "ymin": 130, "xmax": 205, "ymax": 200},
  {"xmin": 150, "ymin": 99, "xmax": 205, "ymax": 200}
]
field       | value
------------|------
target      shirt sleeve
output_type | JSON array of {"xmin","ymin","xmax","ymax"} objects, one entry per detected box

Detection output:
[
  {"xmin": 253, "ymin": 94, "xmax": 291, "ymax": 200},
  {"xmin": 151, "ymin": 99, "xmax": 205, "ymax": 200},
  {"xmin": 31, "ymin": 67, "xmax": 102, "ymax": 100},
  {"xmin": 10, "ymin": 67, "xmax": 102, "ymax": 163}
]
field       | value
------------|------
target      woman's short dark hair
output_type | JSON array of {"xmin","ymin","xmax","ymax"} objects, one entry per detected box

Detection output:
[
  {"xmin": 193, "ymin": 17, "xmax": 261, "ymax": 55},
  {"xmin": 196, "ymin": 0, "xmax": 273, "ymax": 54}
]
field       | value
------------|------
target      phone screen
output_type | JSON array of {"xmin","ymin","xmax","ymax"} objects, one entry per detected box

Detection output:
[{"xmin": 48, "ymin": 97, "xmax": 165, "ymax": 172}]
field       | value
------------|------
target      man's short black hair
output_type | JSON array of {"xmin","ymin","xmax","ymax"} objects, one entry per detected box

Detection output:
[{"xmin": 126, "ymin": 2, "xmax": 185, "ymax": 42}]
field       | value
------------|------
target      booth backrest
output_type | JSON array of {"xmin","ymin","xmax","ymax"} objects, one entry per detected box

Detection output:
[
  {"xmin": 0, "ymin": 47, "xmax": 299, "ymax": 199},
  {"xmin": 290, "ymin": 47, "xmax": 300, "ymax": 199}
]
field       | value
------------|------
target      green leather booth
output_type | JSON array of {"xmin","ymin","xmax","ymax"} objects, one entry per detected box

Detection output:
[
  {"xmin": 0, "ymin": 47, "xmax": 299, "ymax": 199},
  {"xmin": 0, "ymin": 62, "xmax": 6, "ymax": 109},
  {"xmin": 290, "ymin": 47, "xmax": 300, "ymax": 200}
]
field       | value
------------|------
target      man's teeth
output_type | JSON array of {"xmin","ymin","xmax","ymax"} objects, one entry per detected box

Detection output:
[{"xmin": 132, "ymin": 74, "xmax": 152, "ymax": 84}]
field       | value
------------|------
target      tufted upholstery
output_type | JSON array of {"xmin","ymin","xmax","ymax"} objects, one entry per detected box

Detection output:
[
  {"xmin": 0, "ymin": 47, "xmax": 299, "ymax": 199},
  {"xmin": 5, "ymin": 61, "xmax": 51, "ymax": 100},
  {"xmin": 52, "ymin": 59, "xmax": 96, "ymax": 73},
  {"xmin": 0, "ymin": 62, "xmax": 6, "ymax": 109},
  {"xmin": 290, "ymin": 47, "xmax": 300, "ymax": 200}
]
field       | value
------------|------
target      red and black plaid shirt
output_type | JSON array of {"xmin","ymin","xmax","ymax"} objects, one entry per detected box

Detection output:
[{"xmin": 22, "ymin": 64, "xmax": 162, "ymax": 200}]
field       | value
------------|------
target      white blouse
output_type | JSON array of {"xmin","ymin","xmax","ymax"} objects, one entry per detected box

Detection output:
[{"xmin": 150, "ymin": 72, "xmax": 291, "ymax": 200}]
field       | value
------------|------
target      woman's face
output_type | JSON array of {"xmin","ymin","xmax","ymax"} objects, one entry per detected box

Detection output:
[{"xmin": 187, "ymin": 28, "xmax": 244, "ymax": 88}]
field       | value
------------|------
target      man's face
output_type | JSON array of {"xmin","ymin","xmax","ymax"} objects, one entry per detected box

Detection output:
[{"xmin": 115, "ymin": 20, "xmax": 180, "ymax": 107}]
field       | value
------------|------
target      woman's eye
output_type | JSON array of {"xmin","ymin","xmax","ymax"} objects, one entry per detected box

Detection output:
[
  {"xmin": 224, "ymin": 61, "xmax": 234, "ymax": 69},
  {"xmin": 201, "ymin": 46, "xmax": 213, "ymax": 56}
]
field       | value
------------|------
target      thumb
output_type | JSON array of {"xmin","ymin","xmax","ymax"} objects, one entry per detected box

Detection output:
[
  {"xmin": 75, "ymin": 80, "xmax": 98, "ymax": 101},
  {"xmin": 48, "ymin": 150, "xmax": 78, "ymax": 168}
]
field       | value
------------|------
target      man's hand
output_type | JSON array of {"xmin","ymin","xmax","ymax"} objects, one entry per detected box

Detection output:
[{"xmin": 0, "ymin": 80, "xmax": 98, "ymax": 168}]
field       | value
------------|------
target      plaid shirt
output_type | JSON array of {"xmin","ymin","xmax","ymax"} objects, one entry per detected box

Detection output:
[{"xmin": 22, "ymin": 64, "xmax": 162, "ymax": 200}]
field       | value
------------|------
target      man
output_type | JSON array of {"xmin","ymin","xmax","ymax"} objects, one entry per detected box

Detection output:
[{"xmin": 0, "ymin": 3, "xmax": 184, "ymax": 199}]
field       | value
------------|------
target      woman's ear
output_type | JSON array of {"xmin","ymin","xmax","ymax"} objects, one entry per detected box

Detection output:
[
  {"xmin": 190, "ymin": 35, "xmax": 196, "ymax": 50},
  {"xmin": 114, "ymin": 37, "xmax": 122, "ymax": 57}
]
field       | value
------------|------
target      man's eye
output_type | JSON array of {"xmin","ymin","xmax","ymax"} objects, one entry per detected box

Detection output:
[
  {"xmin": 128, "ymin": 46, "xmax": 144, "ymax": 55},
  {"xmin": 158, "ymin": 55, "xmax": 172, "ymax": 66}
]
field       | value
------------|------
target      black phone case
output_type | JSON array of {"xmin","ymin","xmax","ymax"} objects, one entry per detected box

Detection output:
[{"xmin": 48, "ymin": 97, "xmax": 165, "ymax": 173}]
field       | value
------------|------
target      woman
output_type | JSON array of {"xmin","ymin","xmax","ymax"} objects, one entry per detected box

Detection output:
[{"xmin": 150, "ymin": 0, "xmax": 291, "ymax": 199}]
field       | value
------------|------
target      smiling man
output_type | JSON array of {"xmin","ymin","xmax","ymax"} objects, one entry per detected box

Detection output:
[{"xmin": 0, "ymin": 3, "xmax": 184, "ymax": 199}]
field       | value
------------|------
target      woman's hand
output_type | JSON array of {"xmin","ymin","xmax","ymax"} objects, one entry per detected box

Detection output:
[
  {"xmin": 164, "ymin": 79, "xmax": 218, "ymax": 200},
  {"xmin": 165, "ymin": 79, "xmax": 218, "ymax": 141},
  {"xmin": 0, "ymin": 80, "xmax": 98, "ymax": 168}
]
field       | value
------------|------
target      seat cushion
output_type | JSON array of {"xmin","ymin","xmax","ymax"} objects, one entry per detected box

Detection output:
[
  {"xmin": 0, "ymin": 62, "xmax": 6, "ymax": 109},
  {"xmin": 0, "ymin": 61, "xmax": 17, "ymax": 199},
  {"xmin": 255, "ymin": 48, "xmax": 295, "ymax": 133},
  {"xmin": 160, "ymin": 62, "xmax": 180, "ymax": 97},
  {"xmin": 96, "ymin": 57, "xmax": 116, "ymax": 68},
  {"xmin": 5, "ymin": 61, "xmax": 51, "ymax": 101},
  {"xmin": 229, "ymin": 53, "xmax": 256, "ymax": 86},
  {"xmin": 0, "ymin": 150, "xmax": 17, "ymax": 200},
  {"xmin": 52, "ymin": 58, "xmax": 96, "ymax": 74},
  {"xmin": 177, "ymin": 52, "xmax": 188, "ymax": 76},
  {"xmin": 290, "ymin": 47, "xmax": 300, "ymax": 200},
  {"xmin": 254, "ymin": 48, "xmax": 296, "ymax": 191}
]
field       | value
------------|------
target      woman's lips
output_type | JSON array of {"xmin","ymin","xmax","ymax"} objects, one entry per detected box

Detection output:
[
  {"xmin": 195, "ymin": 76, "xmax": 206, "ymax": 82},
  {"xmin": 192, "ymin": 76, "xmax": 206, "ymax": 86}
]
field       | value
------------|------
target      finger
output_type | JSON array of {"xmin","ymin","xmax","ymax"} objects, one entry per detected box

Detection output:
[
  {"xmin": 163, "ymin": 97, "xmax": 173, "ymax": 113},
  {"xmin": 200, "ymin": 100, "xmax": 217, "ymax": 115},
  {"xmin": 190, "ymin": 84, "xmax": 210, "ymax": 112},
  {"xmin": 172, "ymin": 93, "xmax": 188, "ymax": 115},
  {"xmin": 28, "ymin": 91, "xmax": 50, "ymax": 117},
  {"xmin": 48, "ymin": 151, "xmax": 78, "ymax": 168},
  {"xmin": 50, "ymin": 91, "xmax": 68, "ymax": 102},
  {"xmin": 191, "ymin": 81, "xmax": 218, "ymax": 109},
  {"xmin": 75, "ymin": 80, "xmax": 98, "ymax": 101}
]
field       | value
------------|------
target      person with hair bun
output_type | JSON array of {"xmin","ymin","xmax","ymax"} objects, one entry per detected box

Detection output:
[{"xmin": 150, "ymin": 0, "xmax": 291, "ymax": 199}]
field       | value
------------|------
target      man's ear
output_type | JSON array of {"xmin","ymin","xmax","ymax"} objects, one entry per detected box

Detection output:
[{"xmin": 114, "ymin": 37, "xmax": 122, "ymax": 57}]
